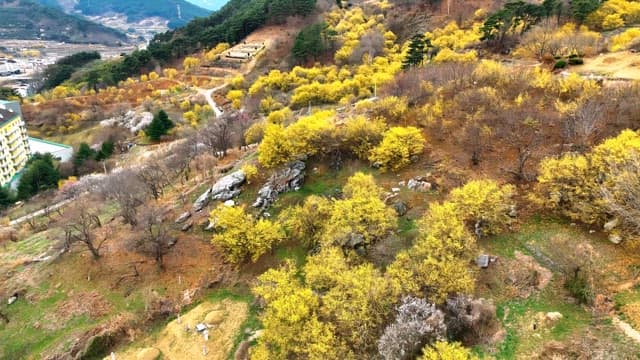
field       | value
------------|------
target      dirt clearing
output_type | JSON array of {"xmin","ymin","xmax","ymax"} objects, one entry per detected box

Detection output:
[
  {"xmin": 112, "ymin": 300, "xmax": 248, "ymax": 360},
  {"xmin": 572, "ymin": 51, "xmax": 640, "ymax": 80}
]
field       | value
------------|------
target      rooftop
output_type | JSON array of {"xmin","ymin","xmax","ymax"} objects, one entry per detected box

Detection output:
[{"xmin": 0, "ymin": 101, "xmax": 19, "ymax": 126}]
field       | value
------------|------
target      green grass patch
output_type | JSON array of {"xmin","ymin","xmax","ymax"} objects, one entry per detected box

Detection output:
[
  {"xmin": 275, "ymin": 243, "xmax": 308, "ymax": 266},
  {"xmin": 494, "ymin": 282, "xmax": 592, "ymax": 358},
  {"xmin": 0, "ymin": 285, "xmax": 96, "ymax": 359}
]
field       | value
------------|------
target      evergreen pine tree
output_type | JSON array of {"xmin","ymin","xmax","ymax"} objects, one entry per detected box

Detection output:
[
  {"xmin": 157, "ymin": 110, "xmax": 174, "ymax": 132},
  {"xmin": 0, "ymin": 186, "xmax": 14, "ymax": 209},
  {"xmin": 73, "ymin": 143, "xmax": 97, "ymax": 171},
  {"xmin": 146, "ymin": 110, "xmax": 173, "ymax": 142},
  {"xmin": 402, "ymin": 34, "xmax": 430, "ymax": 69}
]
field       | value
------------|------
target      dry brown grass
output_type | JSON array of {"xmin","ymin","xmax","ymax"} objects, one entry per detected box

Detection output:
[
  {"xmin": 113, "ymin": 300, "xmax": 248, "ymax": 360},
  {"xmin": 622, "ymin": 302, "xmax": 640, "ymax": 330}
]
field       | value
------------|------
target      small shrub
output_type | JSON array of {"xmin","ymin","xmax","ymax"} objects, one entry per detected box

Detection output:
[
  {"xmin": 564, "ymin": 269, "xmax": 593, "ymax": 304},
  {"xmin": 553, "ymin": 60, "xmax": 567, "ymax": 69},
  {"xmin": 568, "ymin": 57, "xmax": 584, "ymax": 65}
]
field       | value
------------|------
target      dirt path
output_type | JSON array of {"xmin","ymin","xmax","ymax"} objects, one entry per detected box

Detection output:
[
  {"xmin": 613, "ymin": 316, "xmax": 640, "ymax": 344},
  {"xmin": 9, "ymin": 198, "xmax": 73, "ymax": 226},
  {"xmin": 197, "ymin": 84, "xmax": 227, "ymax": 118}
]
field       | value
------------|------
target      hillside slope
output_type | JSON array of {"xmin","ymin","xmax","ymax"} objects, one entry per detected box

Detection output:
[
  {"xmin": 73, "ymin": 0, "xmax": 211, "ymax": 28},
  {"xmin": 185, "ymin": 0, "xmax": 228, "ymax": 11},
  {"xmin": 0, "ymin": 0, "xmax": 127, "ymax": 45}
]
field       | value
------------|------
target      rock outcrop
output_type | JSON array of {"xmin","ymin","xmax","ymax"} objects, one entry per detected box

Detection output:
[
  {"xmin": 100, "ymin": 111, "xmax": 153, "ymax": 134},
  {"xmin": 252, "ymin": 161, "xmax": 305, "ymax": 209},
  {"xmin": 193, "ymin": 170, "xmax": 246, "ymax": 211}
]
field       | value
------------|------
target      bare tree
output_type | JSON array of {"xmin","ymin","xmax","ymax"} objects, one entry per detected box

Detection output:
[
  {"xmin": 601, "ymin": 154, "xmax": 640, "ymax": 234},
  {"xmin": 136, "ymin": 160, "xmax": 170, "ymax": 200},
  {"xmin": 565, "ymin": 96, "xmax": 604, "ymax": 150},
  {"xmin": 62, "ymin": 202, "xmax": 104, "ymax": 259},
  {"xmin": 505, "ymin": 116, "xmax": 542, "ymax": 181},
  {"xmin": 98, "ymin": 169, "xmax": 148, "ymax": 227},
  {"xmin": 444, "ymin": 295, "xmax": 497, "ymax": 344},
  {"xmin": 199, "ymin": 114, "xmax": 234, "ymax": 157},
  {"xmin": 133, "ymin": 206, "xmax": 175, "ymax": 269},
  {"xmin": 233, "ymin": 111, "xmax": 255, "ymax": 150},
  {"xmin": 377, "ymin": 296, "xmax": 446, "ymax": 360},
  {"xmin": 349, "ymin": 29, "xmax": 385, "ymax": 64},
  {"xmin": 165, "ymin": 137, "xmax": 200, "ymax": 183}
]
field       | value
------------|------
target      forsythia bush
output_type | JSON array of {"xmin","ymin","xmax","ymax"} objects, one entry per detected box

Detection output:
[
  {"xmin": 449, "ymin": 180, "xmax": 515, "ymax": 236},
  {"xmin": 210, "ymin": 205, "xmax": 284, "ymax": 264},
  {"xmin": 432, "ymin": 48, "xmax": 478, "ymax": 63},
  {"xmin": 534, "ymin": 129, "xmax": 640, "ymax": 226},
  {"xmin": 258, "ymin": 111, "xmax": 335, "ymax": 168},
  {"xmin": 421, "ymin": 341, "xmax": 479, "ymax": 360},
  {"xmin": 369, "ymin": 126, "xmax": 425, "ymax": 171},
  {"xmin": 610, "ymin": 28, "xmax": 640, "ymax": 51},
  {"xmin": 588, "ymin": 0, "xmax": 640, "ymax": 30}
]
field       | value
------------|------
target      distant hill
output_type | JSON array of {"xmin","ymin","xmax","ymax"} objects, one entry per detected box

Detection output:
[
  {"xmin": 0, "ymin": 0, "xmax": 128, "ymax": 45},
  {"xmin": 73, "ymin": 0, "xmax": 211, "ymax": 28},
  {"xmin": 185, "ymin": 0, "xmax": 228, "ymax": 11}
]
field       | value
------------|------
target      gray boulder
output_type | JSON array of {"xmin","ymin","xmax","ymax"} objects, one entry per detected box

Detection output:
[
  {"xmin": 609, "ymin": 233, "xmax": 622, "ymax": 244},
  {"xmin": 181, "ymin": 221, "xmax": 193, "ymax": 232},
  {"xmin": 253, "ymin": 161, "xmax": 305, "ymax": 209},
  {"xmin": 175, "ymin": 211, "xmax": 191, "ymax": 224},
  {"xmin": 604, "ymin": 218, "xmax": 620, "ymax": 232},
  {"xmin": 193, "ymin": 170, "xmax": 246, "ymax": 211},
  {"xmin": 393, "ymin": 201, "xmax": 408, "ymax": 216},
  {"xmin": 407, "ymin": 178, "xmax": 432, "ymax": 192}
]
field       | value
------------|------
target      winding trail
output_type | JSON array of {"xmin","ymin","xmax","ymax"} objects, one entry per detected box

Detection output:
[
  {"xmin": 9, "ymin": 198, "xmax": 73, "ymax": 226},
  {"xmin": 197, "ymin": 84, "xmax": 228, "ymax": 118},
  {"xmin": 613, "ymin": 316, "xmax": 640, "ymax": 344}
]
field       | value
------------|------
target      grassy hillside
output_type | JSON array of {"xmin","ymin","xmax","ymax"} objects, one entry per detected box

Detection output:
[
  {"xmin": 0, "ymin": 0, "xmax": 127, "ymax": 45},
  {"xmin": 74, "ymin": 0, "xmax": 211, "ymax": 28}
]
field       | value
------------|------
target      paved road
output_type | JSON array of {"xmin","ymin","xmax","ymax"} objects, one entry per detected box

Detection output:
[
  {"xmin": 9, "ymin": 198, "xmax": 73, "ymax": 226},
  {"xmin": 197, "ymin": 84, "xmax": 228, "ymax": 118}
]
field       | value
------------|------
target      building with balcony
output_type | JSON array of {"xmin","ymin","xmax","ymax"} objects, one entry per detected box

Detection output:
[{"xmin": 0, "ymin": 100, "xmax": 31, "ymax": 185}]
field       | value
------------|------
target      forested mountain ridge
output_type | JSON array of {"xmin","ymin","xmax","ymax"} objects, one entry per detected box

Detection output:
[
  {"xmin": 7, "ymin": 0, "xmax": 640, "ymax": 359},
  {"xmin": 73, "ymin": 0, "xmax": 211, "ymax": 28},
  {"xmin": 0, "ymin": 0, "xmax": 127, "ymax": 44}
]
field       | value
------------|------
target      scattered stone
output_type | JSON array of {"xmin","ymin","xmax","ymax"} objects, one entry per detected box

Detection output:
[
  {"xmin": 193, "ymin": 170, "xmax": 246, "ymax": 211},
  {"xmin": 224, "ymin": 200, "xmax": 235, "ymax": 207},
  {"xmin": 181, "ymin": 221, "xmax": 193, "ymax": 232},
  {"xmin": 195, "ymin": 323, "xmax": 207, "ymax": 332},
  {"xmin": 100, "ymin": 110, "xmax": 153, "ymax": 134},
  {"xmin": 604, "ymin": 218, "xmax": 620, "ymax": 232},
  {"xmin": 7, "ymin": 295, "xmax": 17, "ymax": 305},
  {"xmin": 407, "ymin": 178, "xmax": 432, "ymax": 192},
  {"xmin": 508, "ymin": 205, "xmax": 518, "ymax": 218},
  {"xmin": 609, "ymin": 233, "xmax": 623, "ymax": 244},
  {"xmin": 391, "ymin": 187, "xmax": 401, "ymax": 193},
  {"xmin": 476, "ymin": 254, "xmax": 490, "ymax": 268},
  {"xmin": 175, "ymin": 211, "xmax": 191, "ymax": 224},
  {"xmin": 545, "ymin": 312, "xmax": 563, "ymax": 323},
  {"xmin": 343, "ymin": 233, "xmax": 365, "ymax": 249},
  {"xmin": 589, "ymin": 230, "xmax": 596, "ymax": 234},
  {"xmin": 248, "ymin": 330, "xmax": 264, "ymax": 342},
  {"xmin": 253, "ymin": 161, "xmax": 305, "ymax": 209},
  {"xmin": 193, "ymin": 188, "xmax": 213, "ymax": 212},
  {"xmin": 393, "ymin": 201, "xmax": 408, "ymax": 216},
  {"xmin": 207, "ymin": 274, "xmax": 224, "ymax": 288},
  {"xmin": 204, "ymin": 310, "xmax": 226, "ymax": 325},
  {"xmin": 137, "ymin": 347, "xmax": 161, "ymax": 360},
  {"xmin": 398, "ymin": 181, "xmax": 406, "ymax": 187},
  {"xmin": 205, "ymin": 221, "xmax": 215, "ymax": 232}
]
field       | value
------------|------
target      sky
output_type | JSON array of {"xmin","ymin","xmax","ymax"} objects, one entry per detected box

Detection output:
[{"xmin": 184, "ymin": 0, "xmax": 227, "ymax": 11}]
